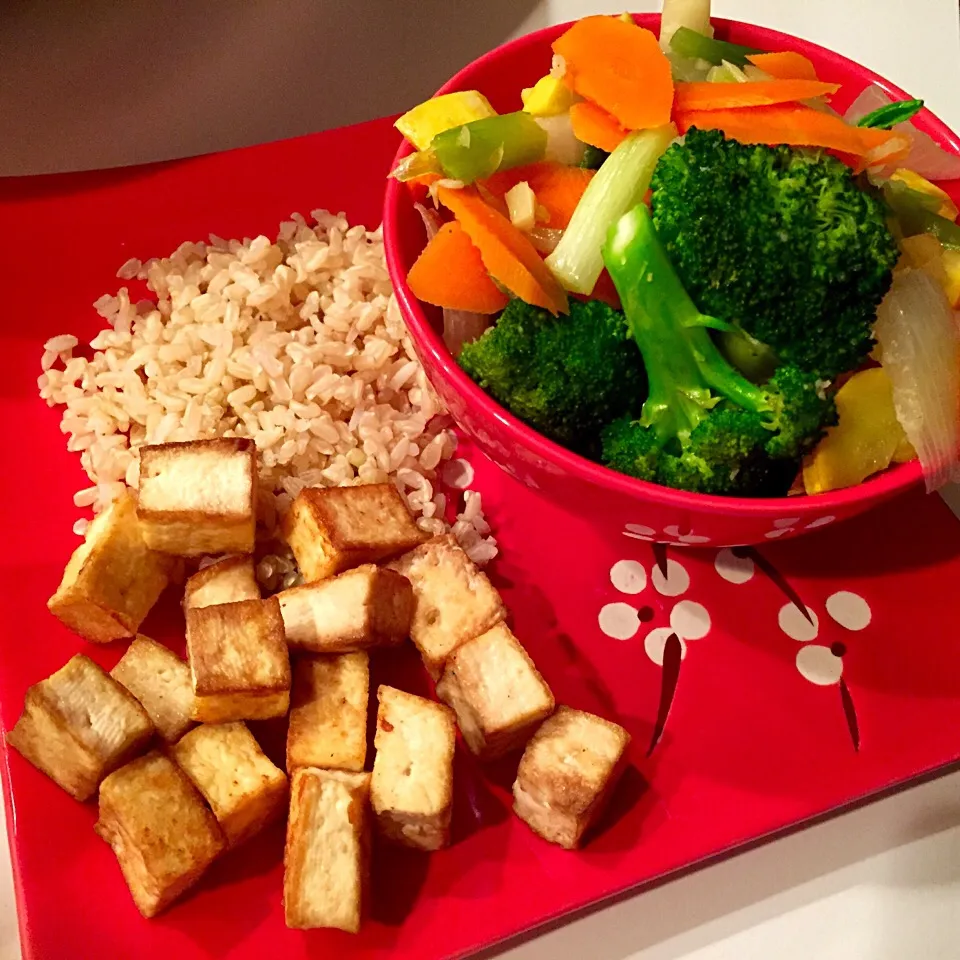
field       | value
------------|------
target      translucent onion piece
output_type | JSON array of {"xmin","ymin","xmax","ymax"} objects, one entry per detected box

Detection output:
[
  {"xmin": 874, "ymin": 269, "xmax": 960, "ymax": 491},
  {"xmin": 844, "ymin": 86, "xmax": 960, "ymax": 181},
  {"xmin": 413, "ymin": 203, "xmax": 491, "ymax": 357},
  {"xmin": 534, "ymin": 113, "xmax": 587, "ymax": 166}
]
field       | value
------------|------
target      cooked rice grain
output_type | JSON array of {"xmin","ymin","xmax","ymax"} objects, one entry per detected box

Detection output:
[{"xmin": 39, "ymin": 210, "xmax": 497, "ymax": 578}]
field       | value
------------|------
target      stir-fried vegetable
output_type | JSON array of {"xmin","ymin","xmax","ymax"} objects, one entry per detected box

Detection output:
[
  {"xmin": 746, "ymin": 51, "xmax": 818, "ymax": 81},
  {"xmin": 669, "ymin": 26, "xmax": 759, "ymax": 67},
  {"xmin": 874, "ymin": 269, "xmax": 960, "ymax": 491},
  {"xmin": 674, "ymin": 79, "xmax": 839, "ymax": 111},
  {"xmin": 521, "ymin": 75, "xmax": 578, "ymax": 116},
  {"xmin": 659, "ymin": 0, "xmax": 713, "ymax": 52},
  {"xmin": 437, "ymin": 184, "xmax": 568, "ymax": 315},
  {"xmin": 676, "ymin": 103, "xmax": 909, "ymax": 159},
  {"xmin": 569, "ymin": 100, "xmax": 630, "ymax": 152},
  {"xmin": 390, "ymin": 5, "xmax": 960, "ymax": 499},
  {"xmin": 480, "ymin": 162, "xmax": 595, "ymax": 229},
  {"xmin": 803, "ymin": 368, "xmax": 915, "ymax": 494},
  {"xmin": 600, "ymin": 205, "xmax": 835, "ymax": 495},
  {"xmin": 553, "ymin": 16, "xmax": 675, "ymax": 130},
  {"xmin": 395, "ymin": 91, "xmax": 496, "ymax": 150},
  {"xmin": 857, "ymin": 98, "xmax": 925, "ymax": 130},
  {"xmin": 652, "ymin": 129, "xmax": 900, "ymax": 378},
  {"xmin": 545, "ymin": 125, "xmax": 676, "ymax": 295},
  {"xmin": 407, "ymin": 220, "xmax": 510, "ymax": 314},
  {"xmin": 431, "ymin": 112, "xmax": 547, "ymax": 183},
  {"xmin": 883, "ymin": 180, "xmax": 960, "ymax": 251}
]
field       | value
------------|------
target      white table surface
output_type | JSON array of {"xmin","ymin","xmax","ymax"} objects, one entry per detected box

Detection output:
[{"xmin": 2, "ymin": 2, "xmax": 959, "ymax": 958}]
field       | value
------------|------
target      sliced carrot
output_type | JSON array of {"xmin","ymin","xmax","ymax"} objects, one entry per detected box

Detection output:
[
  {"xmin": 408, "ymin": 220, "xmax": 510, "ymax": 314},
  {"xmin": 674, "ymin": 79, "xmax": 840, "ymax": 112},
  {"xmin": 481, "ymin": 161, "xmax": 595, "ymax": 229},
  {"xmin": 553, "ymin": 16, "xmax": 673, "ymax": 130},
  {"xmin": 746, "ymin": 52, "xmax": 819, "ymax": 81},
  {"xmin": 570, "ymin": 101, "xmax": 630, "ymax": 154},
  {"xmin": 677, "ymin": 104, "xmax": 903, "ymax": 158},
  {"xmin": 437, "ymin": 185, "xmax": 569, "ymax": 316}
]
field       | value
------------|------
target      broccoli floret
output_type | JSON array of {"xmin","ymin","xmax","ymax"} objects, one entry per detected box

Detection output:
[
  {"xmin": 458, "ymin": 298, "xmax": 647, "ymax": 457},
  {"xmin": 651, "ymin": 129, "xmax": 899, "ymax": 379},
  {"xmin": 599, "ymin": 204, "xmax": 836, "ymax": 496}
]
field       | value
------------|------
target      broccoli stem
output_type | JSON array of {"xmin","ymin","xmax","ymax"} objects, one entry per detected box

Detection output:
[
  {"xmin": 602, "ymin": 204, "xmax": 770, "ymax": 445},
  {"xmin": 545, "ymin": 125, "xmax": 677, "ymax": 295}
]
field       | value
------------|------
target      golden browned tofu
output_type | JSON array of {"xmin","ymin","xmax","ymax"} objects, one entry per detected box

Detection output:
[
  {"xmin": 186, "ymin": 597, "xmax": 291, "ymax": 722},
  {"xmin": 282, "ymin": 482, "xmax": 424, "ymax": 583},
  {"xmin": 47, "ymin": 489, "xmax": 179, "ymax": 643},
  {"xmin": 171, "ymin": 722, "xmax": 287, "ymax": 847},
  {"xmin": 137, "ymin": 438, "xmax": 256, "ymax": 556},
  {"xmin": 370, "ymin": 685, "xmax": 455, "ymax": 851},
  {"xmin": 183, "ymin": 556, "xmax": 260, "ymax": 610},
  {"xmin": 387, "ymin": 535, "xmax": 505, "ymax": 680},
  {"xmin": 512, "ymin": 706, "xmax": 631, "ymax": 850},
  {"xmin": 7, "ymin": 654, "xmax": 154, "ymax": 801},
  {"xmin": 110, "ymin": 635, "xmax": 196, "ymax": 743},
  {"xmin": 436, "ymin": 623, "xmax": 555, "ymax": 761},
  {"xmin": 284, "ymin": 768, "xmax": 371, "ymax": 933},
  {"xmin": 287, "ymin": 653, "xmax": 369, "ymax": 773},
  {"xmin": 95, "ymin": 751, "xmax": 226, "ymax": 917},
  {"xmin": 277, "ymin": 565, "xmax": 413, "ymax": 654}
]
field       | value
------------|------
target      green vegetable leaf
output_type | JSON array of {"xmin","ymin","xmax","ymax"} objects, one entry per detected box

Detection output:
[
  {"xmin": 857, "ymin": 98, "xmax": 924, "ymax": 130},
  {"xmin": 669, "ymin": 27, "xmax": 761, "ymax": 67}
]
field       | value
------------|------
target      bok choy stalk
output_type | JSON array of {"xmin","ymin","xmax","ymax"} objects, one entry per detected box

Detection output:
[{"xmin": 545, "ymin": 124, "xmax": 676, "ymax": 294}]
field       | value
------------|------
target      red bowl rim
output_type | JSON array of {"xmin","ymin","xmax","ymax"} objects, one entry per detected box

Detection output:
[{"xmin": 384, "ymin": 15, "xmax": 960, "ymax": 519}]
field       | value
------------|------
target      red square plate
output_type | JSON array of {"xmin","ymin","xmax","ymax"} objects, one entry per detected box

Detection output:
[{"xmin": 2, "ymin": 116, "xmax": 960, "ymax": 960}]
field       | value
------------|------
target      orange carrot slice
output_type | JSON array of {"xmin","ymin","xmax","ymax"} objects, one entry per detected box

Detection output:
[
  {"xmin": 677, "ymin": 104, "xmax": 903, "ymax": 158},
  {"xmin": 480, "ymin": 161, "xmax": 595, "ymax": 229},
  {"xmin": 553, "ymin": 16, "xmax": 673, "ymax": 130},
  {"xmin": 746, "ymin": 52, "xmax": 819, "ymax": 81},
  {"xmin": 674, "ymin": 79, "xmax": 840, "ymax": 112},
  {"xmin": 570, "ymin": 101, "xmax": 630, "ymax": 154},
  {"xmin": 437, "ymin": 185, "xmax": 569, "ymax": 316},
  {"xmin": 408, "ymin": 220, "xmax": 510, "ymax": 314}
]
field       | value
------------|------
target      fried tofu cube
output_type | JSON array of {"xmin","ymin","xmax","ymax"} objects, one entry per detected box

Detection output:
[
  {"xmin": 287, "ymin": 653, "xmax": 369, "ymax": 773},
  {"xmin": 512, "ymin": 706, "xmax": 631, "ymax": 850},
  {"xmin": 284, "ymin": 768, "xmax": 371, "ymax": 932},
  {"xmin": 7, "ymin": 654, "xmax": 154, "ymax": 801},
  {"xmin": 387, "ymin": 534, "xmax": 505, "ymax": 680},
  {"xmin": 95, "ymin": 751, "xmax": 226, "ymax": 917},
  {"xmin": 282, "ymin": 482, "xmax": 424, "ymax": 583},
  {"xmin": 277, "ymin": 564, "xmax": 413, "ymax": 654},
  {"xmin": 186, "ymin": 597, "xmax": 290, "ymax": 722},
  {"xmin": 183, "ymin": 555, "xmax": 260, "ymax": 610},
  {"xmin": 171, "ymin": 722, "xmax": 287, "ymax": 847},
  {"xmin": 110, "ymin": 635, "xmax": 196, "ymax": 743},
  {"xmin": 137, "ymin": 438, "xmax": 256, "ymax": 556},
  {"xmin": 370, "ymin": 685, "xmax": 455, "ymax": 851},
  {"xmin": 47, "ymin": 489, "xmax": 179, "ymax": 643},
  {"xmin": 436, "ymin": 623, "xmax": 555, "ymax": 760}
]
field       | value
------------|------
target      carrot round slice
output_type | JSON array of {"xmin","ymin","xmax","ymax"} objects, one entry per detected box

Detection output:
[
  {"xmin": 746, "ymin": 52, "xmax": 819, "ymax": 81},
  {"xmin": 677, "ymin": 104, "xmax": 904, "ymax": 158},
  {"xmin": 674, "ymin": 79, "xmax": 840, "ymax": 112},
  {"xmin": 408, "ymin": 220, "xmax": 510, "ymax": 314},
  {"xmin": 480, "ymin": 161, "xmax": 595, "ymax": 229},
  {"xmin": 553, "ymin": 16, "xmax": 673, "ymax": 130},
  {"xmin": 437, "ymin": 185, "xmax": 569, "ymax": 315},
  {"xmin": 570, "ymin": 101, "xmax": 630, "ymax": 154}
]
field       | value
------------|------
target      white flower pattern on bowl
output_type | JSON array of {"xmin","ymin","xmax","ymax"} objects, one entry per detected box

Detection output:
[
  {"xmin": 763, "ymin": 515, "xmax": 836, "ymax": 539},
  {"xmin": 623, "ymin": 523, "xmax": 711, "ymax": 545}
]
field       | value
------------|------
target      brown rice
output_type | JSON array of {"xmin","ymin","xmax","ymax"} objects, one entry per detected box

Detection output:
[{"xmin": 38, "ymin": 209, "xmax": 497, "ymax": 589}]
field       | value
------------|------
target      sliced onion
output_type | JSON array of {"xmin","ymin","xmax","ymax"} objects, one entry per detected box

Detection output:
[
  {"xmin": 844, "ymin": 85, "xmax": 960, "ymax": 181},
  {"xmin": 527, "ymin": 226, "xmax": 564, "ymax": 254},
  {"xmin": 874, "ymin": 268, "xmax": 960, "ymax": 491},
  {"xmin": 413, "ymin": 203, "xmax": 492, "ymax": 357},
  {"xmin": 534, "ymin": 113, "xmax": 587, "ymax": 166}
]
